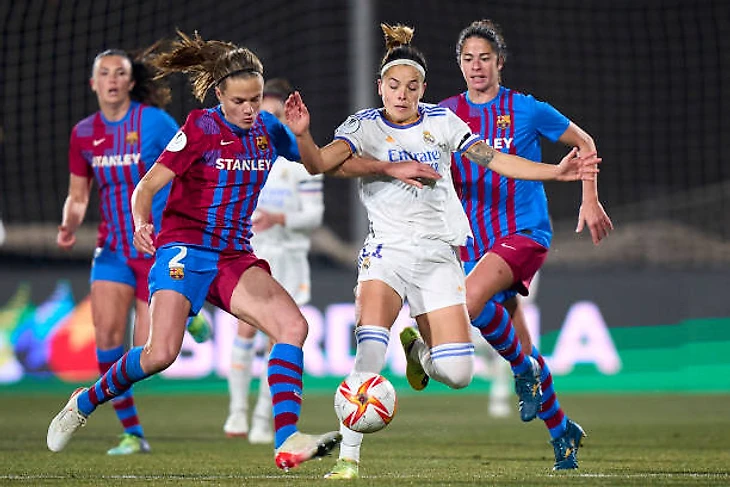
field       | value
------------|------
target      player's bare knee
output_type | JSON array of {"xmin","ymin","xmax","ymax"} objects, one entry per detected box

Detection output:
[
  {"xmin": 141, "ymin": 343, "xmax": 179, "ymax": 373},
  {"xmin": 271, "ymin": 313, "xmax": 308, "ymax": 346}
]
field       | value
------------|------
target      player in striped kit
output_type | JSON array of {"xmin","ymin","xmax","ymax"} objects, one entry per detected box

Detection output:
[
  {"xmin": 55, "ymin": 48, "xmax": 209, "ymax": 456},
  {"xmin": 47, "ymin": 32, "xmax": 340, "ymax": 471},
  {"xmin": 284, "ymin": 24, "xmax": 600, "ymax": 480},
  {"xmin": 223, "ymin": 78, "xmax": 324, "ymax": 444},
  {"xmin": 439, "ymin": 19, "xmax": 614, "ymax": 470}
]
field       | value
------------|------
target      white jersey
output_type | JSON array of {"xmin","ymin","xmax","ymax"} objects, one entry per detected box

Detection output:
[
  {"xmin": 334, "ymin": 103, "xmax": 480, "ymax": 246},
  {"xmin": 252, "ymin": 156, "xmax": 324, "ymax": 253}
]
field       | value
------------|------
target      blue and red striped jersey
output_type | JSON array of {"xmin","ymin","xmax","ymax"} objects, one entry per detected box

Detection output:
[
  {"xmin": 439, "ymin": 87, "xmax": 569, "ymax": 261},
  {"xmin": 155, "ymin": 107, "xmax": 300, "ymax": 252},
  {"xmin": 69, "ymin": 101, "xmax": 178, "ymax": 258}
]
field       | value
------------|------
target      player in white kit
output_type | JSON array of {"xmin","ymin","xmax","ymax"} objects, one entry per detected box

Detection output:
[
  {"xmin": 223, "ymin": 79, "xmax": 325, "ymax": 444},
  {"xmin": 284, "ymin": 24, "xmax": 600, "ymax": 479}
]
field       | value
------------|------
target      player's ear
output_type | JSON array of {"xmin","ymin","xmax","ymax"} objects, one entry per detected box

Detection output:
[
  {"xmin": 376, "ymin": 78, "xmax": 383, "ymax": 97},
  {"xmin": 214, "ymin": 86, "xmax": 223, "ymax": 102},
  {"xmin": 89, "ymin": 77, "xmax": 96, "ymax": 92}
]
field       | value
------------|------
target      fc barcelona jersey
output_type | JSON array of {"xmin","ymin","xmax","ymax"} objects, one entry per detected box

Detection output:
[{"xmin": 439, "ymin": 87, "xmax": 569, "ymax": 261}]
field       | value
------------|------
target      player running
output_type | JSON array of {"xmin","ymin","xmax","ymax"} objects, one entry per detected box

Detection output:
[
  {"xmin": 284, "ymin": 23, "xmax": 601, "ymax": 479},
  {"xmin": 48, "ymin": 32, "xmax": 337, "ymax": 471}
]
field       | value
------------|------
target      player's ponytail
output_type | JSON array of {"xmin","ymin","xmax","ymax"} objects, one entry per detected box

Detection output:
[
  {"xmin": 152, "ymin": 30, "xmax": 263, "ymax": 102},
  {"xmin": 381, "ymin": 23, "xmax": 414, "ymax": 51},
  {"xmin": 379, "ymin": 23, "xmax": 427, "ymax": 80}
]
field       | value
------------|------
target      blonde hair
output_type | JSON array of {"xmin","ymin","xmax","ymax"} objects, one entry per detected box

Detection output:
[
  {"xmin": 379, "ymin": 23, "xmax": 426, "ymax": 78},
  {"xmin": 152, "ymin": 30, "xmax": 263, "ymax": 102},
  {"xmin": 381, "ymin": 23, "xmax": 414, "ymax": 52}
]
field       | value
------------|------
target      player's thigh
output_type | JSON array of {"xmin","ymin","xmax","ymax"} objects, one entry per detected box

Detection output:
[
  {"xmin": 415, "ymin": 304, "xmax": 471, "ymax": 348},
  {"xmin": 355, "ymin": 279, "xmax": 403, "ymax": 329},
  {"xmin": 266, "ymin": 248, "xmax": 311, "ymax": 306},
  {"xmin": 228, "ymin": 266, "xmax": 306, "ymax": 345},
  {"xmin": 464, "ymin": 252, "xmax": 514, "ymax": 319},
  {"xmin": 90, "ymin": 280, "xmax": 135, "ymax": 348},
  {"xmin": 147, "ymin": 289, "xmax": 190, "ymax": 357},
  {"xmin": 132, "ymin": 298, "xmax": 151, "ymax": 347}
]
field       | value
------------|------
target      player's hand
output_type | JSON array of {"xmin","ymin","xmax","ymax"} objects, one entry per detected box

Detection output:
[
  {"xmin": 576, "ymin": 199, "xmax": 614, "ymax": 245},
  {"xmin": 56, "ymin": 225, "xmax": 76, "ymax": 250},
  {"xmin": 133, "ymin": 222, "xmax": 156, "ymax": 256},
  {"xmin": 252, "ymin": 209, "xmax": 281, "ymax": 232},
  {"xmin": 555, "ymin": 148, "xmax": 601, "ymax": 182},
  {"xmin": 284, "ymin": 91, "xmax": 311, "ymax": 136},
  {"xmin": 384, "ymin": 161, "xmax": 442, "ymax": 189}
]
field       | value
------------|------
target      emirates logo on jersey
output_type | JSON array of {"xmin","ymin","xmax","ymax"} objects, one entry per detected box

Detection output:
[
  {"xmin": 256, "ymin": 136, "xmax": 269, "ymax": 151},
  {"xmin": 125, "ymin": 131, "xmax": 139, "ymax": 145},
  {"xmin": 496, "ymin": 114, "xmax": 511, "ymax": 130}
]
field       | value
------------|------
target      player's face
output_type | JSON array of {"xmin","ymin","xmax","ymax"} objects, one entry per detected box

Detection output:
[
  {"xmin": 216, "ymin": 75, "xmax": 264, "ymax": 130},
  {"xmin": 459, "ymin": 37, "xmax": 503, "ymax": 94},
  {"xmin": 378, "ymin": 64, "xmax": 425, "ymax": 124},
  {"xmin": 90, "ymin": 55, "xmax": 134, "ymax": 107}
]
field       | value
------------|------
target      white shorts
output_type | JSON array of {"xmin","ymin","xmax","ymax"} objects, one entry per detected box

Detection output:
[
  {"xmin": 257, "ymin": 246, "xmax": 311, "ymax": 305},
  {"xmin": 356, "ymin": 237, "xmax": 466, "ymax": 317}
]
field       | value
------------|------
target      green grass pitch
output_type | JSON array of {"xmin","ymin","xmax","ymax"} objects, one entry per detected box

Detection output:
[{"xmin": 1, "ymin": 392, "xmax": 729, "ymax": 486}]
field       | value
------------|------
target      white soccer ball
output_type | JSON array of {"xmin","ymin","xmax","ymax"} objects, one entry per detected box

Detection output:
[{"xmin": 334, "ymin": 372, "xmax": 397, "ymax": 433}]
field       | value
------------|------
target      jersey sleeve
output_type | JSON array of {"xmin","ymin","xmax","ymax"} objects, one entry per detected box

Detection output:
[
  {"xmin": 141, "ymin": 106, "xmax": 179, "ymax": 160},
  {"xmin": 333, "ymin": 114, "xmax": 365, "ymax": 155},
  {"xmin": 286, "ymin": 169, "xmax": 324, "ymax": 233},
  {"xmin": 68, "ymin": 125, "xmax": 92, "ymax": 178},
  {"xmin": 275, "ymin": 122, "xmax": 301, "ymax": 161},
  {"xmin": 155, "ymin": 111, "xmax": 205, "ymax": 176},
  {"xmin": 528, "ymin": 95, "xmax": 570, "ymax": 142},
  {"xmin": 443, "ymin": 110, "xmax": 481, "ymax": 153}
]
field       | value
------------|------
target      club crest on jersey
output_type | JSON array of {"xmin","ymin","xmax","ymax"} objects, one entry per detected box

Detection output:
[
  {"xmin": 125, "ymin": 131, "xmax": 139, "ymax": 145},
  {"xmin": 496, "ymin": 114, "xmax": 511, "ymax": 130},
  {"xmin": 256, "ymin": 136, "xmax": 269, "ymax": 151},
  {"xmin": 422, "ymin": 131, "xmax": 436, "ymax": 145},
  {"xmin": 360, "ymin": 256, "xmax": 371, "ymax": 270},
  {"xmin": 337, "ymin": 116, "xmax": 360, "ymax": 134},
  {"xmin": 169, "ymin": 267, "xmax": 184, "ymax": 280}
]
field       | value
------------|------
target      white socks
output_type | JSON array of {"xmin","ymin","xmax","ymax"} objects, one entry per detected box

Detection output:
[
  {"xmin": 338, "ymin": 325, "xmax": 390, "ymax": 463},
  {"xmin": 228, "ymin": 336, "xmax": 255, "ymax": 414}
]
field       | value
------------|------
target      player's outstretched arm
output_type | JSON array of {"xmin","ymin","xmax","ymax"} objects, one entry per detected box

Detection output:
[
  {"xmin": 328, "ymin": 157, "xmax": 441, "ymax": 189},
  {"xmin": 559, "ymin": 122, "xmax": 614, "ymax": 244},
  {"xmin": 285, "ymin": 92, "xmax": 347, "ymax": 175},
  {"xmin": 464, "ymin": 142, "xmax": 600, "ymax": 182},
  {"xmin": 131, "ymin": 163, "xmax": 175, "ymax": 255}
]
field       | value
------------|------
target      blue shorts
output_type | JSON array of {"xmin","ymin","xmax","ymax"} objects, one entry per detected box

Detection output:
[
  {"xmin": 91, "ymin": 246, "xmax": 153, "ymax": 301},
  {"xmin": 462, "ymin": 260, "xmax": 518, "ymax": 305},
  {"xmin": 149, "ymin": 243, "xmax": 269, "ymax": 316}
]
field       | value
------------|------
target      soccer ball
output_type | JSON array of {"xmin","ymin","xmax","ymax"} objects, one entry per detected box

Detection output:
[{"xmin": 334, "ymin": 372, "xmax": 397, "ymax": 433}]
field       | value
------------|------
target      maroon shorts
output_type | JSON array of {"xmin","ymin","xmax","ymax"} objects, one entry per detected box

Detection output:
[
  {"xmin": 129, "ymin": 258, "xmax": 154, "ymax": 301},
  {"xmin": 488, "ymin": 234, "xmax": 548, "ymax": 296},
  {"xmin": 207, "ymin": 250, "xmax": 271, "ymax": 314}
]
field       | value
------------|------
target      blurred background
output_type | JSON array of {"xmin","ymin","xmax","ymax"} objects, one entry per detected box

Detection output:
[{"xmin": 0, "ymin": 0, "xmax": 728, "ymax": 392}]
